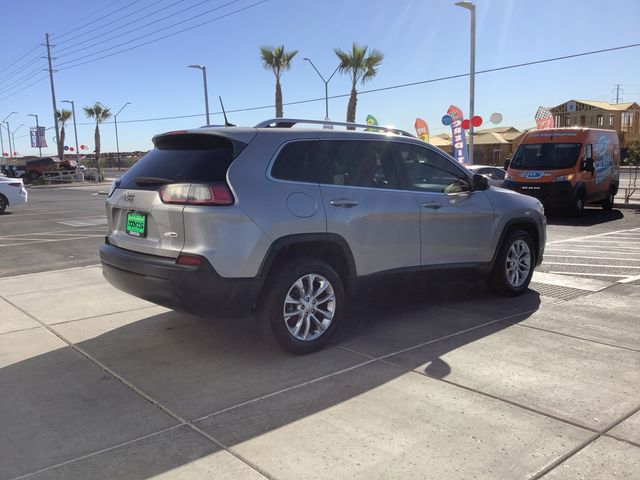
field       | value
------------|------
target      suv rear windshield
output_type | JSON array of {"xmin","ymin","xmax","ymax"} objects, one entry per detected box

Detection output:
[
  {"xmin": 511, "ymin": 143, "xmax": 582, "ymax": 170},
  {"xmin": 118, "ymin": 134, "xmax": 239, "ymax": 190}
]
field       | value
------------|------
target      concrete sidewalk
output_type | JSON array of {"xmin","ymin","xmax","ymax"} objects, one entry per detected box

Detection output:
[{"xmin": 1, "ymin": 266, "xmax": 639, "ymax": 479}]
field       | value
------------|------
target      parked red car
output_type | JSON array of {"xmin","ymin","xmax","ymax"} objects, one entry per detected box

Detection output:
[{"xmin": 25, "ymin": 157, "xmax": 61, "ymax": 180}]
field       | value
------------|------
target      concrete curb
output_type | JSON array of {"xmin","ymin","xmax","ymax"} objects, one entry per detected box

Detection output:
[{"xmin": 26, "ymin": 182, "xmax": 112, "ymax": 189}]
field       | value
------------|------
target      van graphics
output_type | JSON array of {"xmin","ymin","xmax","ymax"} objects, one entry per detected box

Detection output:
[
  {"xmin": 519, "ymin": 171, "xmax": 551, "ymax": 179},
  {"xmin": 593, "ymin": 134, "xmax": 613, "ymax": 184}
]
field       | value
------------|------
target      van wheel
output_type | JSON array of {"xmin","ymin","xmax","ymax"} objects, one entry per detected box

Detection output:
[
  {"xmin": 602, "ymin": 189, "xmax": 615, "ymax": 211},
  {"xmin": 28, "ymin": 171, "xmax": 39, "ymax": 181},
  {"xmin": 487, "ymin": 230, "xmax": 535, "ymax": 297},
  {"xmin": 257, "ymin": 258, "xmax": 345, "ymax": 355},
  {"xmin": 0, "ymin": 194, "xmax": 7, "ymax": 214},
  {"xmin": 571, "ymin": 190, "xmax": 585, "ymax": 216}
]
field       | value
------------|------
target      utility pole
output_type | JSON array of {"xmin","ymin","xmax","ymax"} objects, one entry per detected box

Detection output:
[
  {"xmin": 45, "ymin": 33, "xmax": 61, "ymax": 160},
  {"xmin": 612, "ymin": 84, "xmax": 623, "ymax": 104}
]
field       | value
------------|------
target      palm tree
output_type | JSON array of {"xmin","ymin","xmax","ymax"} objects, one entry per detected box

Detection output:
[
  {"xmin": 260, "ymin": 45, "xmax": 298, "ymax": 118},
  {"xmin": 83, "ymin": 102, "xmax": 111, "ymax": 180},
  {"xmin": 56, "ymin": 109, "xmax": 72, "ymax": 160},
  {"xmin": 334, "ymin": 43, "xmax": 384, "ymax": 127}
]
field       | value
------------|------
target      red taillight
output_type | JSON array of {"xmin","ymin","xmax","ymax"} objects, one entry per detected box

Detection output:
[
  {"xmin": 176, "ymin": 254, "xmax": 205, "ymax": 267},
  {"xmin": 159, "ymin": 183, "xmax": 234, "ymax": 206}
]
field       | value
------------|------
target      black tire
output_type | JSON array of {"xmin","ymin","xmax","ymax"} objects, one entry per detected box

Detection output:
[
  {"xmin": 257, "ymin": 257, "xmax": 345, "ymax": 355},
  {"xmin": 601, "ymin": 188, "xmax": 615, "ymax": 211},
  {"xmin": 571, "ymin": 189, "xmax": 585, "ymax": 217},
  {"xmin": 0, "ymin": 194, "xmax": 7, "ymax": 214},
  {"xmin": 28, "ymin": 170, "xmax": 39, "ymax": 181},
  {"xmin": 487, "ymin": 230, "xmax": 536, "ymax": 297}
]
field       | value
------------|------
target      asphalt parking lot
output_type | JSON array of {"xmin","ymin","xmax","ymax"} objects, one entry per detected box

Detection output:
[{"xmin": 1, "ymin": 186, "xmax": 640, "ymax": 479}]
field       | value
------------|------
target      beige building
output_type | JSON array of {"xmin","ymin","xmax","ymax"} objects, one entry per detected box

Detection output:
[
  {"xmin": 431, "ymin": 126, "xmax": 524, "ymax": 166},
  {"xmin": 549, "ymin": 99, "xmax": 640, "ymax": 149}
]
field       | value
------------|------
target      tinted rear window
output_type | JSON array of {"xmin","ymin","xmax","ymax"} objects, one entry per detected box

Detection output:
[
  {"xmin": 271, "ymin": 140, "xmax": 323, "ymax": 183},
  {"xmin": 118, "ymin": 134, "xmax": 237, "ymax": 190}
]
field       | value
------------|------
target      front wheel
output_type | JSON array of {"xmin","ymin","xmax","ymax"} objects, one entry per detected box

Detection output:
[
  {"xmin": 571, "ymin": 190, "xmax": 585, "ymax": 216},
  {"xmin": 0, "ymin": 194, "xmax": 7, "ymax": 214},
  {"xmin": 487, "ymin": 230, "xmax": 535, "ymax": 296},
  {"xmin": 257, "ymin": 258, "xmax": 345, "ymax": 355}
]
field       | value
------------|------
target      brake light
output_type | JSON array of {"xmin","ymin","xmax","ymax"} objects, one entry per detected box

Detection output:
[
  {"xmin": 176, "ymin": 254, "xmax": 205, "ymax": 266},
  {"xmin": 159, "ymin": 183, "xmax": 234, "ymax": 206}
]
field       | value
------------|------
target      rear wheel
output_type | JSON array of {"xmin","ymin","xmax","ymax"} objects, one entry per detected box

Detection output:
[
  {"xmin": 0, "ymin": 194, "xmax": 7, "ymax": 214},
  {"xmin": 28, "ymin": 171, "xmax": 39, "ymax": 182},
  {"xmin": 602, "ymin": 188, "xmax": 615, "ymax": 211},
  {"xmin": 258, "ymin": 257, "xmax": 345, "ymax": 355},
  {"xmin": 487, "ymin": 230, "xmax": 535, "ymax": 296}
]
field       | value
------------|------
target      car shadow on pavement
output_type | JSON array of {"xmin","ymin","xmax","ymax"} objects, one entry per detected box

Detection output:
[
  {"xmin": 545, "ymin": 207, "xmax": 623, "ymax": 226},
  {"xmin": 0, "ymin": 280, "xmax": 541, "ymax": 479}
]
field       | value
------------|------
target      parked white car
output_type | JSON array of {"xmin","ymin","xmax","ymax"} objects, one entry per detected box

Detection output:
[
  {"xmin": 465, "ymin": 165, "xmax": 506, "ymax": 187},
  {"xmin": 0, "ymin": 176, "xmax": 28, "ymax": 213}
]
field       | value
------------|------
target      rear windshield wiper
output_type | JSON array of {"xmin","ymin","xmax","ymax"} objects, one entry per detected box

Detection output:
[{"xmin": 133, "ymin": 176, "xmax": 174, "ymax": 185}]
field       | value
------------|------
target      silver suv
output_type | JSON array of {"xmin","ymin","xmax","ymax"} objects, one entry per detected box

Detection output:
[{"xmin": 100, "ymin": 119, "xmax": 546, "ymax": 354}]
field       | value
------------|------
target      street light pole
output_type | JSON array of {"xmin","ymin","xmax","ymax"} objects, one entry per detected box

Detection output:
[
  {"xmin": 303, "ymin": 58, "xmax": 340, "ymax": 121},
  {"xmin": 61, "ymin": 101, "xmax": 80, "ymax": 167},
  {"xmin": 455, "ymin": 1, "xmax": 476, "ymax": 165},
  {"xmin": 2, "ymin": 112, "xmax": 17, "ymax": 162},
  {"xmin": 188, "ymin": 65, "xmax": 210, "ymax": 125},
  {"xmin": 28, "ymin": 114, "xmax": 42, "ymax": 158},
  {"xmin": 113, "ymin": 102, "xmax": 131, "ymax": 171},
  {"xmin": 11, "ymin": 124, "xmax": 23, "ymax": 158},
  {"xmin": 4, "ymin": 122, "xmax": 13, "ymax": 162}
]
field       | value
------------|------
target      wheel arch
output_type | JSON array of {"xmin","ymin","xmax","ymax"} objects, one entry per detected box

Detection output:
[{"xmin": 491, "ymin": 218, "xmax": 542, "ymax": 269}]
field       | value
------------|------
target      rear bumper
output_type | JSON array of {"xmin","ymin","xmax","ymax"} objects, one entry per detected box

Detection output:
[
  {"xmin": 99, "ymin": 242, "xmax": 261, "ymax": 318},
  {"xmin": 504, "ymin": 180, "xmax": 575, "ymax": 208}
]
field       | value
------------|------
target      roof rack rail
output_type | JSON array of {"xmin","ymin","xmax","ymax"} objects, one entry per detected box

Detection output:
[{"xmin": 254, "ymin": 118, "xmax": 415, "ymax": 138}]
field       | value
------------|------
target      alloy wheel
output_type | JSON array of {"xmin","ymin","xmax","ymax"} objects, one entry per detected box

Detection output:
[
  {"xmin": 505, "ymin": 239, "xmax": 531, "ymax": 288},
  {"xmin": 283, "ymin": 274, "xmax": 336, "ymax": 341}
]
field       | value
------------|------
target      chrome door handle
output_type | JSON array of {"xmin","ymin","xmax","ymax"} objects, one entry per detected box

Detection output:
[
  {"xmin": 330, "ymin": 198, "xmax": 359, "ymax": 208},
  {"xmin": 422, "ymin": 202, "xmax": 442, "ymax": 209}
]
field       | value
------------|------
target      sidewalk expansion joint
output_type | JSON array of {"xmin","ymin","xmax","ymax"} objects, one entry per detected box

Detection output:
[{"xmin": 0, "ymin": 293, "xmax": 274, "ymax": 480}]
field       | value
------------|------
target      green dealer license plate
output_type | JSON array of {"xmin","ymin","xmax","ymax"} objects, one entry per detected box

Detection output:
[{"xmin": 126, "ymin": 212, "xmax": 147, "ymax": 237}]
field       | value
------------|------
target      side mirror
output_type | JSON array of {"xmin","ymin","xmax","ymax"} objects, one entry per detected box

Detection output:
[
  {"xmin": 582, "ymin": 157, "xmax": 595, "ymax": 172},
  {"xmin": 473, "ymin": 173, "xmax": 489, "ymax": 191}
]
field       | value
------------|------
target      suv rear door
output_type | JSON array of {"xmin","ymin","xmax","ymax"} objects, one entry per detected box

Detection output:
[
  {"xmin": 106, "ymin": 133, "xmax": 241, "ymax": 258},
  {"xmin": 318, "ymin": 139, "xmax": 421, "ymax": 275}
]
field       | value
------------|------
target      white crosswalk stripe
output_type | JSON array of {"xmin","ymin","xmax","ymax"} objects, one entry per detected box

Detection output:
[{"xmin": 542, "ymin": 227, "xmax": 640, "ymax": 283}]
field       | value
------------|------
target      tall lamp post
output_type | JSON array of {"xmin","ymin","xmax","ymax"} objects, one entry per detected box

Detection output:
[
  {"xmin": 455, "ymin": 1, "xmax": 476, "ymax": 164},
  {"xmin": 3, "ymin": 121, "xmax": 14, "ymax": 162},
  {"xmin": 2, "ymin": 112, "xmax": 17, "ymax": 162},
  {"xmin": 11, "ymin": 124, "xmax": 23, "ymax": 157},
  {"xmin": 27, "ymin": 114, "xmax": 42, "ymax": 158},
  {"xmin": 113, "ymin": 102, "xmax": 131, "ymax": 171},
  {"xmin": 188, "ymin": 65, "xmax": 210, "ymax": 125},
  {"xmin": 61, "ymin": 100, "xmax": 80, "ymax": 167},
  {"xmin": 303, "ymin": 58, "xmax": 340, "ymax": 121}
]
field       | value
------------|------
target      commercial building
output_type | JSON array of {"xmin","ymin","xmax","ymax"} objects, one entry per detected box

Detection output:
[
  {"xmin": 549, "ymin": 99, "xmax": 640, "ymax": 150},
  {"xmin": 432, "ymin": 126, "xmax": 524, "ymax": 166}
]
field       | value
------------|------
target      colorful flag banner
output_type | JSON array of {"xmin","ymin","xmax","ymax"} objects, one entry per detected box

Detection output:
[
  {"xmin": 414, "ymin": 118, "xmax": 430, "ymax": 142},
  {"xmin": 447, "ymin": 105, "xmax": 467, "ymax": 164},
  {"xmin": 364, "ymin": 114, "xmax": 378, "ymax": 131},
  {"xmin": 30, "ymin": 126, "xmax": 47, "ymax": 148},
  {"xmin": 535, "ymin": 106, "xmax": 554, "ymax": 129}
]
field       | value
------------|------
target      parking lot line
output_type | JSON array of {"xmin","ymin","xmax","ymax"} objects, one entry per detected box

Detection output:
[
  {"xmin": 0, "ymin": 235, "xmax": 105, "ymax": 247},
  {"xmin": 546, "ymin": 227, "xmax": 640, "ymax": 245},
  {"xmin": 544, "ymin": 262, "xmax": 640, "ymax": 269},
  {"xmin": 549, "ymin": 272, "xmax": 626, "ymax": 278},
  {"xmin": 619, "ymin": 274, "xmax": 640, "ymax": 284},
  {"xmin": 544, "ymin": 254, "xmax": 640, "ymax": 261}
]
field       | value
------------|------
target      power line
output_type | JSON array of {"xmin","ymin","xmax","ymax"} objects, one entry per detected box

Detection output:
[
  {"xmin": 0, "ymin": 76, "xmax": 47, "ymax": 103},
  {"xmin": 51, "ymin": 0, "xmax": 146, "ymax": 41},
  {"xmin": 51, "ymin": 0, "xmax": 129, "ymax": 36},
  {"xmin": 55, "ymin": 0, "xmax": 182, "ymax": 49},
  {"xmin": 56, "ymin": 0, "xmax": 242, "ymax": 65},
  {"xmin": 0, "ymin": 43, "xmax": 40, "ymax": 70},
  {"xmin": 57, "ymin": 0, "xmax": 266, "ymax": 71},
  {"xmin": 0, "ymin": 65, "xmax": 46, "ymax": 96},
  {"xmin": 56, "ymin": 0, "xmax": 207, "ymax": 57},
  {"xmin": 0, "ymin": 55, "xmax": 44, "ymax": 87},
  {"xmin": 71, "ymin": 41, "xmax": 640, "ymax": 126}
]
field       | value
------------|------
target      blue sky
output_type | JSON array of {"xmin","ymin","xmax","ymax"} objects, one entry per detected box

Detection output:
[{"xmin": 1, "ymin": 0, "xmax": 639, "ymax": 155}]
